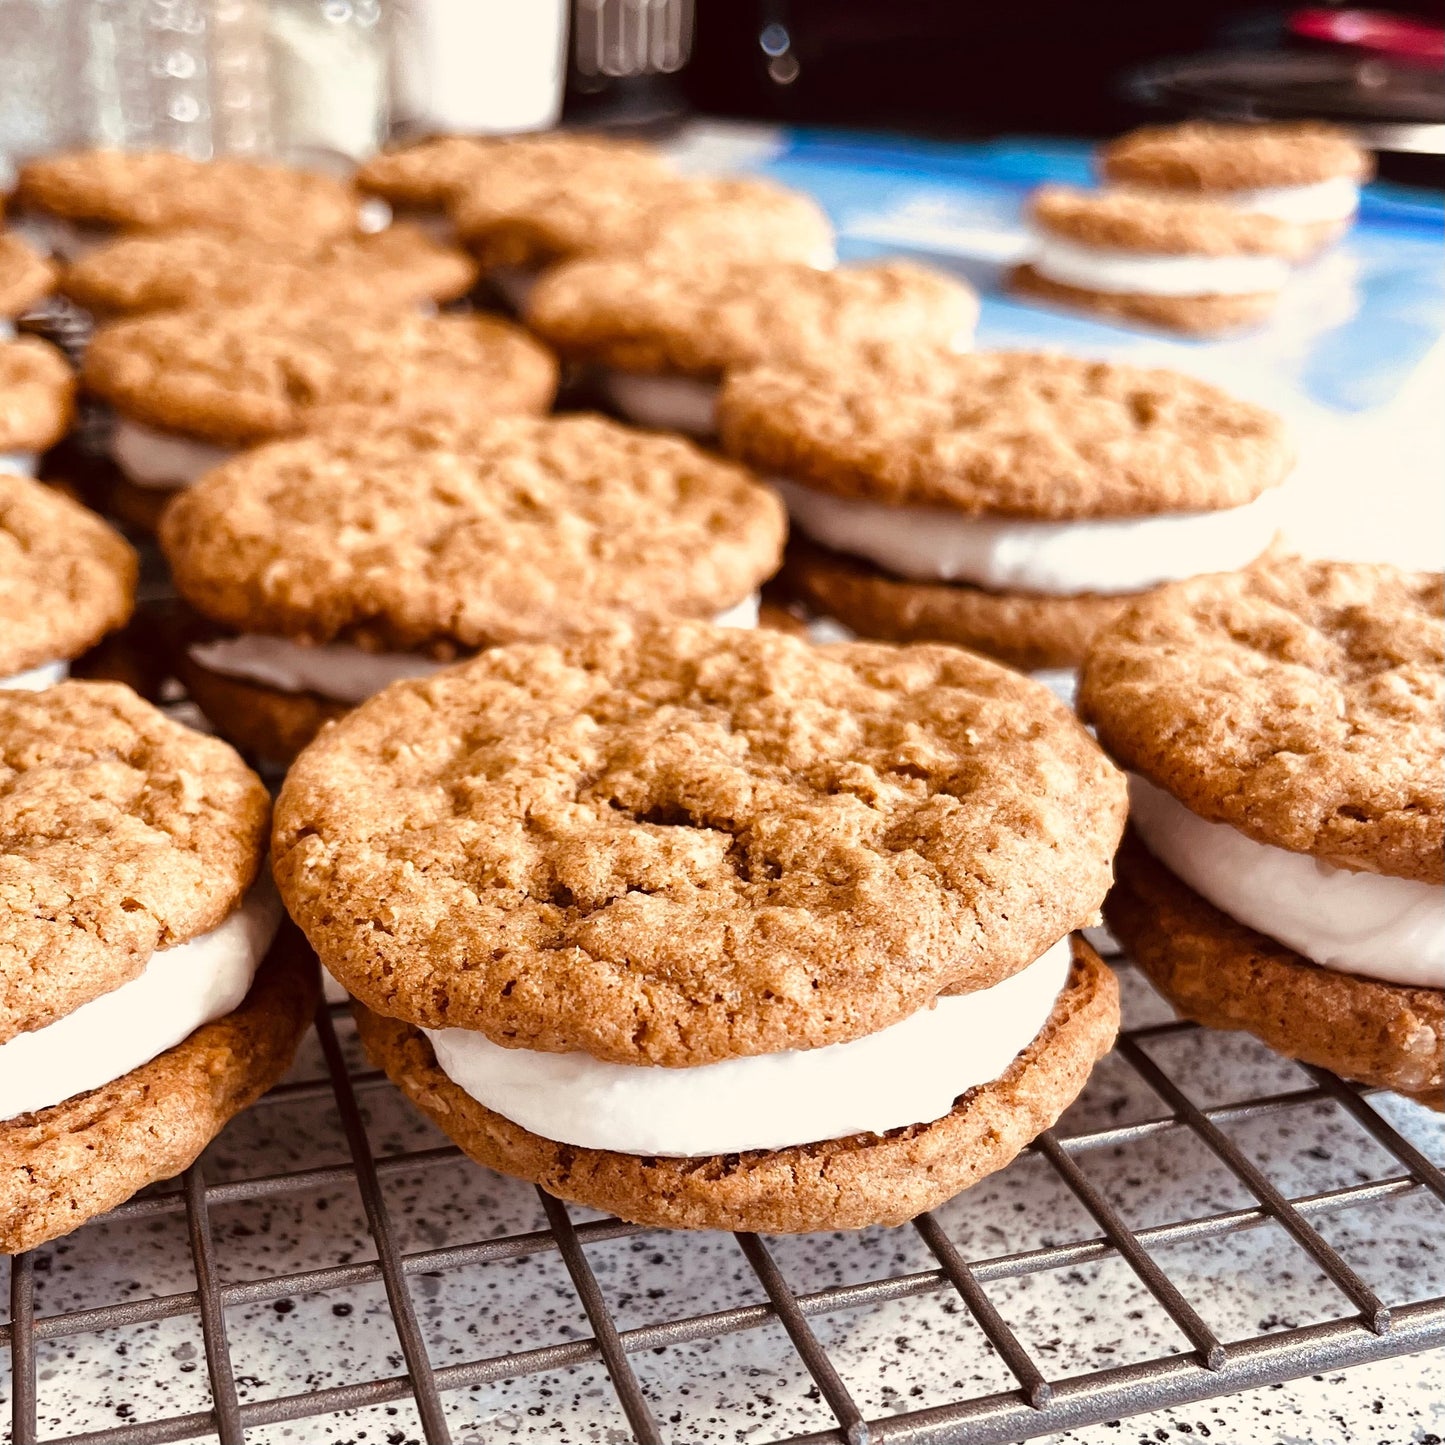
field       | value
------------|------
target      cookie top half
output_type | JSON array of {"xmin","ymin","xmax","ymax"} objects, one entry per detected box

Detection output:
[
  {"xmin": 1030, "ymin": 186, "xmax": 1308, "ymax": 259},
  {"xmin": 357, "ymin": 132, "xmax": 669, "ymax": 209},
  {"xmin": 83, "ymin": 303, "xmax": 556, "ymax": 445},
  {"xmin": 0, "ymin": 681, "xmax": 271, "ymax": 1043},
  {"xmin": 719, "ymin": 348, "xmax": 1292, "ymax": 518},
  {"xmin": 61, "ymin": 224, "xmax": 477, "ymax": 317},
  {"xmin": 1080, "ymin": 559, "xmax": 1443, "ymax": 884},
  {"xmin": 0, "ymin": 472, "xmax": 137, "ymax": 676},
  {"xmin": 452, "ymin": 171, "xmax": 834, "ymax": 272},
  {"xmin": 273, "ymin": 623, "xmax": 1126, "ymax": 1065},
  {"xmin": 527, "ymin": 258, "xmax": 977, "ymax": 378},
  {"xmin": 15, "ymin": 150, "xmax": 361, "ymax": 248},
  {"xmin": 0, "ymin": 233, "xmax": 55, "ymax": 318},
  {"xmin": 1101, "ymin": 121, "xmax": 1373, "ymax": 192},
  {"xmin": 160, "ymin": 414, "xmax": 786, "ymax": 652},
  {"xmin": 0, "ymin": 337, "xmax": 75, "ymax": 453}
]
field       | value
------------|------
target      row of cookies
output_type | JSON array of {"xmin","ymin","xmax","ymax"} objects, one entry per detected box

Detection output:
[
  {"xmin": 7, "ymin": 462, "xmax": 1437, "ymax": 1254},
  {"xmin": 1011, "ymin": 120, "xmax": 1371, "ymax": 334}
]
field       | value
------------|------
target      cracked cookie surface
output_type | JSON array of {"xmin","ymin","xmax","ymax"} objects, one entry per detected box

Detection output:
[
  {"xmin": 84, "ymin": 302, "xmax": 556, "ymax": 445},
  {"xmin": 161, "ymin": 414, "xmax": 784, "ymax": 651},
  {"xmin": 719, "ymin": 348, "xmax": 1292, "ymax": 517},
  {"xmin": 0, "ymin": 471, "xmax": 137, "ymax": 675},
  {"xmin": 0, "ymin": 681, "xmax": 271, "ymax": 1043},
  {"xmin": 1080, "ymin": 559, "xmax": 1444, "ymax": 882},
  {"xmin": 273, "ymin": 622, "xmax": 1126, "ymax": 1066},
  {"xmin": 527, "ymin": 258, "xmax": 976, "ymax": 377},
  {"xmin": 1101, "ymin": 121, "xmax": 1371, "ymax": 193}
]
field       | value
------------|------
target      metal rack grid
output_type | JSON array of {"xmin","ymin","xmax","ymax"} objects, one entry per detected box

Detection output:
[{"xmin": 4, "ymin": 961, "xmax": 1443, "ymax": 1445}]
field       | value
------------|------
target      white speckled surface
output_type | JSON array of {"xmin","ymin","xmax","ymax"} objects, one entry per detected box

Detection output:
[{"xmin": 4, "ymin": 962, "xmax": 1442, "ymax": 1445}]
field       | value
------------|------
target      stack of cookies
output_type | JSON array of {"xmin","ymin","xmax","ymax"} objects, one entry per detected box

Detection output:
[
  {"xmin": 1101, "ymin": 121, "xmax": 1372, "ymax": 253},
  {"xmin": 1081, "ymin": 559, "xmax": 1443, "ymax": 1106},
  {"xmin": 1011, "ymin": 120, "xmax": 1371, "ymax": 334},
  {"xmin": 274, "ymin": 624, "xmax": 1127, "ymax": 1232},
  {"xmin": 721, "ymin": 348, "xmax": 1292, "ymax": 670}
]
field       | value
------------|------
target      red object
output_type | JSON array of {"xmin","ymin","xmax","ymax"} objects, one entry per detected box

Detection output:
[{"xmin": 1289, "ymin": 8, "xmax": 1445, "ymax": 66}]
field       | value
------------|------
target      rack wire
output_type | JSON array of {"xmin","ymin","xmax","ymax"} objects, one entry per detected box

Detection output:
[{"xmin": 4, "ymin": 957, "xmax": 1443, "ymax": 1445}]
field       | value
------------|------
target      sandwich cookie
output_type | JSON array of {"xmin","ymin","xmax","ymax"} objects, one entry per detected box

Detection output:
[
  {"xmin": 1080, "ymin": 560, "xmax": 1443, "ymax": 1104},
  {"xmin": 356, "ymin": 132, "xmax": 670, "ymax": 248},
  {"xmin": 1011, "ymin": 186, "xmax": 1307, "ymax": 335},
  {"xmin": 719, "ymin": 348, "xmax": 1292, "ymax": 670},
  {"xmin": 1101, "ymin": 121, "xmax": 1372, "ymax": 252},
  {"xmin": 451, "ymin": 170, "xmax": 836, "ymax": 312},
  {"xmin": 1, "ymin": 470, "xmax": 136, "ymax": 689},
  {"xmin": 527, "ymin": 257, "xmax": 978, "ymax": 437},
  {"xmin": 0, "ymin": 231, "xmax": 57, "ymax": 337},
  {"xmin": 60, "ymin": 223, "xmax": 477, "ymax": 320},
  {"xmin": 273, "ymin": 623, "xmax": 1126, "ymax": 1232},
  {"xmin": 0, "ymin": 337, "xmax": 75, "ymax": 476},
  {"xmin": 83, "ymin": 300, "xmax": 556, "ymax": 531},
  {"xmin": 13, "ymin": 149, "xmax": 363, "ymax": 259},
  {"xmin": 160, "ymin": 414, "xmax": 786, "ymax": 763},
  {"xmin": 0, "ymin": 681, "xmax": 318, "ymax": 1252}
]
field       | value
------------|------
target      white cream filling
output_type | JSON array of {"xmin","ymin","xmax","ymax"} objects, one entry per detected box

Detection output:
[
  {"xmin": 602, "ymin": 371, "xmax": 721, "ymax": 437},
  {"xmin": 1130, "ymin": 774, "xmax": 1443, "ymax": 989},
  {"xmin": 112, "ymin": 416, "xmax": 237, "ymax": 491},
  {"xmin": 1130, "ymin": 177, "xmax": 1360, "ymax": 227},
  {"xmin": 425, "ymin": 935, "xmax": 1072, "ymax": 1157},
  {"xmin": 188, "ymin": 594, "xmax": 761, "ymax": 705},
  {"xmin": 0, "ymin": 659, "xmax": 69, "ymax": 691},
  {"xmin": 1032, "ymin": 234, "xmax": 1291, "ymax": 298},
  {"xmin": 0, "ymin": 452, "xmax": 38, "ymax": 476},
  {"xmin": 0, "ymin": 878, "xmax": 283, "ymax": 1120},
  {"xmin": 0, "ymin": 319, "xmax": 14, "ymax": 341},
  {"xmin": 777, "ymin": 476, "xmax": 1281, "ymax": 596}
]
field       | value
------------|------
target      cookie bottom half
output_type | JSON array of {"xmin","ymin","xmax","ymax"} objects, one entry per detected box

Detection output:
[
  {"xmin": 0, "ymin": 925, "xmax": 320, "ymax": 1254},
  {"xmin": 782, "ymin": 537, "xmax": 1137, "ymax": 671},
  {"xmin": 353, "ymin": 940, "xmax": 1119, "ymax": 1234},
  {"xmin": 179, "ymin": 651, "xmax": 348, "ymax": 767},
  {"xmin": 1008, "ymin": 264, "xmax": 1279, "ymax": 336},
  {"xmin": 1106, "ymin": 835, "xmax": 1444, "ymax": 1107}
]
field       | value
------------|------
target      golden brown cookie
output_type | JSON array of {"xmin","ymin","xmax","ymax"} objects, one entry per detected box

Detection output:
[
  {"xmin": 718, "ymin": 348, "xmax": 1292, "ymax": 516},
  {"xmin": 357, "ymin": 132, "xmax": 669, "ymax": 211},
  {"xmin": 83, "ymin": 302, "xmax": 556, "ymax": 446},
  {"xmin": 1008, "ymin": 263, "xmax": 1280, "ymax": 337},
  {"xmin": 354, "ymin": 939, "xmax": 1118, "ymax": 1232},
  {"xmin": 0, "ymin": 681, "xmax": 271, "ymax": 1043},
  {"xmin": 0, "ymin": 471, "xmax": 137, "ymax": 677},
  {"xmin": 160, "ymin": 415, "xmax": 786, "ymax": 652},
  {"xmin": 527, "ymin": 257, "xmax": 977, "ymax": 378},
  {"xmin": 1028, "ymin": 185, "xmax": 1307, "ymax": 259},
  {"xmin": 452, "ymin": 170, "xmax": 834, "ymax": 273},
  {"xmin": 272, "ymin": 623, "xmax": 1127, "ymax": 1066},
  {"xmin": 14, "ymin": 150, "xmax": 361, "ymax": 249},
  {"xmin": 782, "ymin": 536, "xmax": 1134, "ymax": 670},
  {"xmin": 1100, "ymin": 121, "xmax": 1372, "ymax": 194},
  {"xmin": 1106, "ymin": 837, "xmax": 1441, "ymax": 1106},
  {"xmin": 60, "ymin": 223, "xmax": 477, "ymax": 318},
  {"xmin": 0, "ymin": 233, "xmax": 56, "ymax": 318},
  {"xmin": 1079, "ymin": 559, "xmax": 1444, "ymax": 884},
  {"xmin": 0, "ymin": 337, "xmax": 75, "ymax": 453},
  {"xmin": 0, "ymin": 923, "xmax": 319, "ymax": 1253}
]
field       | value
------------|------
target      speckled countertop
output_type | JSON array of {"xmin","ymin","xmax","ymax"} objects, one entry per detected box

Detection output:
[{"xmin": 7, "ymin": 961, "xmax": 1442, "ymax": 1445}]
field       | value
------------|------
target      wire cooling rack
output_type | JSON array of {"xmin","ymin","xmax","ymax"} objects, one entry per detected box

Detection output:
[{"xmin": 4, "ymin": 954, "xmax": 1443, "ymax": 1445}]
